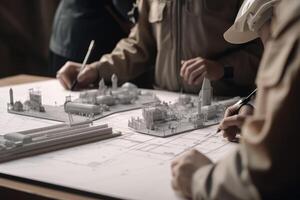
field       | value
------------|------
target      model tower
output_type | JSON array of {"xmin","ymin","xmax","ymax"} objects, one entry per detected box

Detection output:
[
  {"xmin": 9, "ymin": 88, "xmax": 14, "ymax": 106},
  {"xmin": 111, "ymin": 74, "xmax": 118, "ymax": 90},
  {"xmin": 200, "ymin": 78, "xmax": 212, "ymax": 107}
]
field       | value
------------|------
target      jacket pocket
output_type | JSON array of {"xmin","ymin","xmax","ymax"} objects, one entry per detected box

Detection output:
[
  {"xmin": 148, "ymin": 0, "xmax": 172, "ymax": 50},
  {"xmin": 256, "ymin": 36, "xmax": 297, "ymax": 87},
  {"xmin": 148, "ymin": 0, "xmax": 166, "ymax": 23}
]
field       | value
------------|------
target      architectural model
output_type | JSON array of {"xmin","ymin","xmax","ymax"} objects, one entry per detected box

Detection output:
[
  {"xmin": 128, "ymin": 78, "xmax": 240, "ymax": 137},
  {"xmin": 0, "ymin": 120, "xmax": 121, "ymax": 163},
  {"xmin": 8, "ymin": 88, "xmax": 45, "ymax": 112},
  {"xmin": 7, "ymin": 74, "xmax": 159, "ymax": 122}
]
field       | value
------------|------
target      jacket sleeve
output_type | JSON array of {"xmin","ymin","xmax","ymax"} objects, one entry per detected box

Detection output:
[
  {"xmin": 216, "ymin": 0, "xmax": 263, "ymax": 91},
  {"xmin": 95, "ymin": 0, "xmax": 156, "ymax": 83},
  {"xmin": 192, "ymin": 149, "xmax": 259, "ymax": 200},
  {"xmin": 191, "ymin": 31, "xmax": 300, "ymax": 200},
  {"xmin": 217, "ymin": 39, "xmax": 264, "ymax": 90}
]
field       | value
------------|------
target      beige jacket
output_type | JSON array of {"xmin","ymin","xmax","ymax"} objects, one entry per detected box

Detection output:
[
  {"xmin": 192, "ymin": 0, "xmax": 300, "ymax": 199},
  {"xmin": 96, "ymin": 0, "xmax": 263, "ymax": 95}
]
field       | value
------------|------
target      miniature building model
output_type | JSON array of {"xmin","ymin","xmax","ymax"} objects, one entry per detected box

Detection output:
[
  {"xmin": 7, "ymin": 76, "xmax": 158, "ymax": 123},
  {"xmin": 65, "ymin": 102, "xmax": 103, "ymax": 116},
  {"xmin": 142, "ymin": 105, "xmax": 169, "ymax": 130},
  {"xmin": 128, "ymin": 79, "xmax": 240, "ymax": 137},
  {"xmin": 7, "ymin": 88, "xmax": 25, "ymax": 112},
  {"xmin": 9, "ymin": 88, "xmax": 14, "ymax": 106},
  {"xmin": 7, "ymin": 88, "xmax": 46, "ymax": 112},
  {"xmin": 23, "ymin": 89, "xmax": 45, "ymax": 112},
  {"xmin": 12, "ymin": 101, "xmax": 24, "ymax": 112},
  {"xmin": 111, "ymin": 73, "xmax": 118, "ymax": 90},
  {"xmin": 0, "ymin": 121, "xmax": 121, "ymax": 163},
  {"xmin": 75, "ymin": 74, "xmax": 140, "ymax": 106},
  {"xmin": 200, "ymin": 78, "xmax": 212, "ymax": 107},
  {"xmin": 98, "ymin": 78, "xmax": 107, "ymax": 95},
  {"xmin": 63, "ymin": 74, "xmax": 158, "ymax": 119}
]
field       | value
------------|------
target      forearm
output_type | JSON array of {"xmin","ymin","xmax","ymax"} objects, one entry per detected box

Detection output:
[
  {"xmin": 241, "ymin": 38, "xmax": 300, "ymax": 198},
  {"xmin": 196, "ymin": 36, "xmax": 300, "ymax": 200}
]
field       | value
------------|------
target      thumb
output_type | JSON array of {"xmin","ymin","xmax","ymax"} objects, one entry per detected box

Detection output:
[
  {"xmin": 77, "ymin": 67, "xmax": 89, "ymax": 82},
  {"xmin": 224, "ymin": 104, "xmax": 240, "ymax": 118},
  {"xmin": 219, "ymin": 114, "xmax": 246, "ymax": 130}
]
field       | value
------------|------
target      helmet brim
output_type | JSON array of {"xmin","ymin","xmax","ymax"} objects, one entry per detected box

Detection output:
[{"xmin": 224, "ymin": 23, "xmax": 259, "ymax": 44}]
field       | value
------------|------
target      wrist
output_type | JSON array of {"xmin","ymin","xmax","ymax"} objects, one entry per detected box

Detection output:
[{"xmin": 222, "ymin": 65, "xmax": 234, "ymax": 80}]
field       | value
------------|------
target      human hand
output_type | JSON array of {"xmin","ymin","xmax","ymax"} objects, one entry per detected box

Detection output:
[
  {"xmin": 56, "ymin": 61, "xmax": 99, "ymax": 90},
  {"xmin": 171, "ymin": 149, "xmax": 212, "ymax": 198},
  {"xmin": 218, "ymin": 104, "xmax": 254, "ymax": 141},
  {"xmin": 180, "ymin": 57, "xmax": 224, "ymax": 85}
]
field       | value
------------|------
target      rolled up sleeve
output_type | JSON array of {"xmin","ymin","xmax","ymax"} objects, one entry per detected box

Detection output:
[{"xmin": 96, "ymin": 0, "xmax": 156, "ymax": 83}]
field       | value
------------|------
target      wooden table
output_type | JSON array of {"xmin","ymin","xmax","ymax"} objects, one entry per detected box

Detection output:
[
  {"xmin": 0, "ymin": 74, "xmax": 52, "ymax": 87},
  {"xmin": 0, "ymin": 75, "xmax": 105, "ymax": 200},
  {"xmin": 0, "ymin": 175, "xmax": 100, "ymax": 200}
]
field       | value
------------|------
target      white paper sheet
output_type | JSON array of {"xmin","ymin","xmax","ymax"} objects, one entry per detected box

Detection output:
[{"xmin": 0, "ymin": 80, "xmax": 237, "ymax": 200}]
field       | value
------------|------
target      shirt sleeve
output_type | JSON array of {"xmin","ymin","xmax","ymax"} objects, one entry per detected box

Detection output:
[
  {"xmin": 191, "ymin": 28, "xmax": 300, "ymax": 200},
  {"xmin": 95, "ymin": 0, "xmax": 156, "ymax": 84},
  {"xmin": 211, "ymin": 39, "xmax": 264, "ymax": 96}
]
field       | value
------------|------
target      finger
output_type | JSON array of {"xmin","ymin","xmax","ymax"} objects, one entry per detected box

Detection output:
[
  {"xmin": 180, "ymin": 57, "xmax": 202, "ymax": 77},
  {"xmin": 77, "ymin": 65, "xmax": 98, "ymax": 88},
  {"xmin": 193, "ymin": 71, "xmax": 207, "ymax": 85},
  {"xmin": 222, "ymin": 127, "xmax": 240, "ymax": 141},
  {"xmin": 189, "ymin": 148, "xmax": 204, "ymax": 158},
  {"xmin": 239, "ymin": 104, "xmax": 254, "ymax": 116},
  {"xmin": 171, "ymin": 178, "xmax": 179, "ymax": 191},
  {"xmin": 57, "ymin": 72, "xmax": 72, "ymax": 89},
  {"xmin": 187, "ymin": 64, "xmax": 206, "ymax": 85},
  {"xmin": 184, "ymin": 59, "xmax": 204, "ymax": 82},
  {"xmin": 77, "ymin": 67, "xmax": 90, "ymax": 83},
  {"xmin": 171, "ymin": 161, "xmax": 181, "ymax": 184},
  {"xmin": 223, "ymin": 104, "xmax": 240, "ymax": 118},
  {"xmin": 184, "ymin": 60, "xmax": 205, "ymax": 83},
  {"xmin": 56, "ymin": 67, "xmax": 68, "ymax": 89},
  {"xmin": 56, "ymin": 74, "xmax": 68, "ymax": 90},
  {"xmin": 56, "ymin": 61, "xmax": 81, "ymax": 89},
  {"xmin": 230, "ymin": 137, "xmax": 240, "ymax": 143},
  {"xmin": 226, "ymin": 132, "xmax": 239, "ymax": 142},
  {"xmin": 171, "ymin": 166, "xmax": 177, "ymax": 177},
  {"xmin": 171, "ymin": 159, "xmax": 180, "ymax": 177},
  {"xmin": 223, "ymin": 128, "xmax": 239, "ymax": 138},
  {"xmin": 219, "ymin": 115, "xmax": 246, "ymax": 130},
  {"xmin": 171, "ymin": 159, "xmax": 179, "ymax": 169},
  {"xmin": 180, "ymin": 60, "xmax": 197, "ymax": 77},
  {"xmin": 223, "ymin": 130, "xmax": 233, "ymax": 139},
  {"xmin": 171, "ymin": 160, "xmax": 181, "ymax": 177},
  {"xmin": 220, "ymin": 115, "xmax": 245, "ymax": 130}
]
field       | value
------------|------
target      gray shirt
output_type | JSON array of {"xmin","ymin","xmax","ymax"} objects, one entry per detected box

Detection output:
[{"xmin": 50, "ymin": 0, "xmax": 126, "ymax": 61}]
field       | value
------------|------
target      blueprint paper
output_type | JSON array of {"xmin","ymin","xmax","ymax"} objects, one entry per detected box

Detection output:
[{"xmin": 0, "ymin": 80, "xmax": 237, "ymax": 200}]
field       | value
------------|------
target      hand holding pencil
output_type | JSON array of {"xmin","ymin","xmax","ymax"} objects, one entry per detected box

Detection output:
[
  {"xmin": 56, "ymin": 40, "xmax": 99, "ymax": 91},
  {"xmin": 217, "ymin": 89, "xmax": 256, "ymax": 142}
]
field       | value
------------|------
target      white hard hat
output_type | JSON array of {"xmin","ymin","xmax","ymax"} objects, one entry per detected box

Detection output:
[{"xmin": 224, "ymin": 0, "xmax": 279, "ymax": 44}]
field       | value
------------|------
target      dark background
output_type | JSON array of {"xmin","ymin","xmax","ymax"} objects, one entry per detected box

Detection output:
[{"xmin": 0, "ymin": 1, "xmax": 63, "ymax": 78}]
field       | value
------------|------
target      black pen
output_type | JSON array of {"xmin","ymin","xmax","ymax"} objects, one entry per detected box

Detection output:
[
  {"xmin": 216, "ymin": 88, "xmax": 257, "ymax": 133},
  {"xmin": 70, "ymin": 40, "xmax": 95, "ymax": 91}
]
